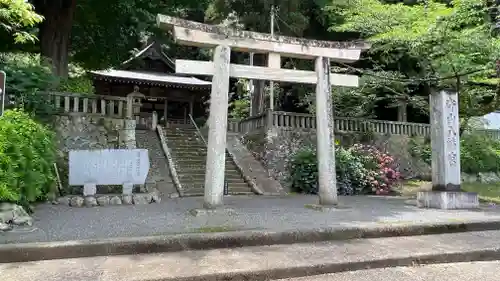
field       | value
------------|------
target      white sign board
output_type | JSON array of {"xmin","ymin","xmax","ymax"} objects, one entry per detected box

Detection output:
[{"xmin": 69, "ymin": 149, "xmax": 149, "ymax": 186}]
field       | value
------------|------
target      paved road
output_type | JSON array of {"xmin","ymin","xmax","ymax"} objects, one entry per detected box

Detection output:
[
  {"xmin": 279, "ymin": 262, "xmax": 500, "ymax": 280},
  {"xmin": 3, "ymin": 195, "xmax": 500, "ymax": 244},
  {"xmin": 3, "ymin": 230, "xmax": 500, "ymax": 280}
]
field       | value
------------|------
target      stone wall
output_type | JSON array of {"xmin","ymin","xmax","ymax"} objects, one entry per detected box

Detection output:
[
  {"xmin": 54, "ymin": 115, "xmax": 135, "ymax": 151},
  {"xmin": 462, "ymin": 172, "xmax": 500, "ymax": 184},
  {"xmin": 53, "ymin": 114, "xmax": 136, "ymax": 194},
  {"xmin": 242, "ymin": 128, "xmax": 431, "ymax": 189}
]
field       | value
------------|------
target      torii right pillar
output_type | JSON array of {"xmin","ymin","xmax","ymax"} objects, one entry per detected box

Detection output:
[
  {"xmin": 315, "ymin": 57, "xmax": 338, "ymax": 206},
  {"xmin": 417, "ymin": 90, "xmax": 479, "ymax": 209}
]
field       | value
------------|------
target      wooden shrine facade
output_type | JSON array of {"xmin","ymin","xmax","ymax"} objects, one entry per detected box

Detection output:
[{"xmin": 89, "ymin": 42, "xmax": 211, "ymax": 127}]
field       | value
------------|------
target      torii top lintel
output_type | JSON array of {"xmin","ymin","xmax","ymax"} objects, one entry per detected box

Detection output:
[{"xmin": 156, "ymin": 14, "xmax": 370, "ymax": 62}]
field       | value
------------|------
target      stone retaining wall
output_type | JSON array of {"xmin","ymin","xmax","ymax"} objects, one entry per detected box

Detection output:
[
  {"xmin": 56, "ymin": 188, "xmax": 161, "ymax": 207},
  {"xmin": 462, "ymin": 172, "xmax": 500, "ymax": 184},
  {"xmin": 242, "ymin": 128, "xmax": 431, "ymax": 189}
]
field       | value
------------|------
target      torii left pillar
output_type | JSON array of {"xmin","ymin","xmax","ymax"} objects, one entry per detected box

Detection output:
[{"xmin": 203, "ymin": 45, "xmax": 231, "ymax": 208}]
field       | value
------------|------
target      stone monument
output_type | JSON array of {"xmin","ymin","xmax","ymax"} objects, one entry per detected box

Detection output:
[
  {"xmin": 69, "ymin": 149, "xmax": 150, "ymax": 196},
  {"xmin": 417, "ymin": 90, "xmax": 479, "ymax": 209}
]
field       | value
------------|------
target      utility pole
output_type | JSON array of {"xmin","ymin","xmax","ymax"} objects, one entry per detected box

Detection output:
[
  {"xmin": 249, "ymin": 52, "xmax": 254, "ymax": 115},
  {"xmin": 269, "ymin": 5, "xmax": 275, "ymax": 111}
]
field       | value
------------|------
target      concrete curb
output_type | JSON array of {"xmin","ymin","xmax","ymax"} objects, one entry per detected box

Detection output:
[
  {"xmin": 2, "ymin": 220, "xmax": 500, "ymax": 263},
  {"xmin": 151, "ymin": 248, "xmax": 500, "ymax": 281}
]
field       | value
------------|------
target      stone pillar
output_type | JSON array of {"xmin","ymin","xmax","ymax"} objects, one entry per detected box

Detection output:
[
  {"xmin": 164, "ymin": 99, "xmax": 168, "ymax": 125},
  {"xmin": 417, "ymin": 90, "xmax": 478, "ymax": 209},
  {"xmin": 126, "ymin": 97, "xmax": 133, "ymax": 119},
  {"xmin": 189, "ymin": 98, "xmax": 194, "ymax": 117},
  {"xmin": 397, "ymin": 103, "xmax": 407, "ymax": 122},
  {"xmin": 266, "ymin": 108, "xmax": 273, "ymax": 129},
  {"xmin": 315, "ymin": 57, "xmax": 337, "ymax": 206},
  {"xmin": 151, "ymin": 111, "xmax": 158, "ymax": 130},
  {"xmin": 203, "ymin": 45, "xmax": 231, "ymax": 209},
  {"xmin": 122, "ymin": 119, "xmax": 137, "ymax": 149}
]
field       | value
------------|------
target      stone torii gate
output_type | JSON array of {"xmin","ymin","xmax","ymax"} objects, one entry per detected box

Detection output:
[
  {"xmin": 157, "ymin": 15, "xmax": 477, "ymax": 210},
  {"xmin": 157, "ymin": 15, "xmax": 368, "ymax": 208}
]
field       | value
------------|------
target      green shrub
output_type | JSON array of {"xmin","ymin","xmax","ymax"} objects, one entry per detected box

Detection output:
[
  {"xmin": 58, "ymin": 76, "xmax": 94, "ymax": 94},
  {"xmin": 408, "ymin": 136, "xmax": 431, "ymax": 165},
  {"xmin": 0, "ymin": 109, "xmax": 56, "ymax": 206},
  {"xmin": 288, "ymin": 143, "xmax": 400, "ymax": 195},
  {"xmin": 350, "ymin": 144, "xmax": 401, "ymax": 195},
  {"xmin": 335, "ymin": 145, "xmax": 369, "ymax": 195},
  {"xmin": 460, "ymin": 133, "xmax": 500, "ymax": 174},
  {"xmin": 0, "ymin": 52, "xmax": 57, "ymax": 116},
  {"xmin": 410, "ymin": 133, "xmax": 500, "ymax": 174},
  {"xmin": 288, "ymin": 147, "xmax": 319, "ymax": 194}
]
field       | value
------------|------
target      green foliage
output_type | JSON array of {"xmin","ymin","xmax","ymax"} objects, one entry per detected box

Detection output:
[
  {"xmin": 288, "ymin": 143, "xmax": 400, "ymax": 195},
  {"xmin": 70, "ymin": 0, "xmax": 210, "ymax": 70},
  {"xmin": 57, "ymin": 63, "xmax": 94, "ymax": 94},
  {"xmin": 410, "ymin": 132, "xmax": 500, "ymax": 174},
  {"xmin": 230, "ymin": 99, "xmax": 250, "ymax": 120},
  {"xmin": 0, "ymin": 109, "xmax": 56, "ymax": 205},
  {"xmin": 326, "ymin": 0, "xmax": 500, "ymax": 120},
  {"xmin": 0, "ymin": 0, "xmax": 43, "ymax": 43},
  {"xmin": 229, "ymin": 79, "xmax": 251, "ymax": 120},
  {"xmin": 335, "ymin": 145, "xmax": 369, "ymax": 194},
  {"xmin": 58, "ymin": 76, "xmax": 94, "ymax": 94},
  {"xmin": 0, "ymin": 52, "xmax": 57, "ymax": 115},
  {"xmin": 288, "ymin": 147, "xmax": 319, "ymax": 194},
  {"xmin": 408, "ymin": 137, "xmax": 432, "ymax": 165},
  {"xmin": 460, "ymin": 133, "xmax": 500, "ymax": 174}
]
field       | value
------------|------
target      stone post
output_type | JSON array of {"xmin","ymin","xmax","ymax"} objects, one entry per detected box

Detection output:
[
  {"xmin": 126, "ymin": 97, "xmax": 133, "ymax": 119},
  {"xmin": 417, "ymin": 90, "xmax": 478, "ymax": 209},
  {"xmin": 266, "ymin": 108, "xmax": 274, "ymax": 129},
  {"xmin": 122, "ymin": 119, "xmax": 137, "ymax": 149},
  {"xmin": 203, "ymin": 45, "xmax": 231, "ymax": 209},
  {"xmin": 151, "ymin": 111, "xmax": 158, "ymax": 130},
  {"xmin": 315, "ymin": 57, "xmax": 337, "ymax": 206}
]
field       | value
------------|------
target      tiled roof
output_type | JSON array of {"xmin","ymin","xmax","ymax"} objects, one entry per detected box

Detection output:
[{"xmin": 89, "ymin": 69, "xmax": 211, "ymax": 87}]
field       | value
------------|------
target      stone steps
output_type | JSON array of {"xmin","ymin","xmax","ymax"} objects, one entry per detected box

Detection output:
[
  {"xmin": 135, "ymin": 129, "xmax": 179, "ymax": 198},
  {"xmin": 162, "ymin": 126, "xmax": 253, "ymax": 196},
  {"xmin": 175, "ymin": 161, "xmax": 241, "ymax": 169},
  {"xmin": 172, "ymin": 151, "xmax": 230, "ymax": 157},
  {"xmin": 178, "ymin": 175, "xmax": 247, "ymax": 182}
]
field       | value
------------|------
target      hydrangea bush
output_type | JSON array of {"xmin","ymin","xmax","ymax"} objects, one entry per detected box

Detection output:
[
  {"xmin": 288, "ymin": 143, "xmax": 401, "ymax": 195},
  {"xmin": 350, "ymin": 144, "xmax": 401, "ymax": 195}
]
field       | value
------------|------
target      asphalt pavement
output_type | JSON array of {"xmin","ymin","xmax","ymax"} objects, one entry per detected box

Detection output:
[{"xmin": 279, "ymin": 261, "xmax": 500, "ymax": 281}]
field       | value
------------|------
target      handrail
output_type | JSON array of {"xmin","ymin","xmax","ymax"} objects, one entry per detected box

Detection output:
[
  {"xmin": 188, "ymin": 114, "xmax": 207, "ymax": 146},
  {"xmin": 189, "ymin": 114, "xmax": 231, "ymax": 195}
]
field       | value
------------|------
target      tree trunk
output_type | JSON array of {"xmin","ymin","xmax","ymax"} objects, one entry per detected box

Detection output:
[
  {"xmin": 250, "ymin": 54, "xmax": 266, "ymax": 116},
  {"xmin": 397, "ymin": 103, "xmax": 407, "ymax": 122},
  {"xmin": 35, "ymin": 0, "xmax": 77, "ymax": 77}
]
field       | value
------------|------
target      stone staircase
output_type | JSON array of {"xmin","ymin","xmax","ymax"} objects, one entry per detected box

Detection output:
[
  {"xmin": 135, "ymin": 129, "xmax": 179, "ymax": 198},
  {"xmin": 161, "ymin": 126, "xmax": 254, "ymax": 196}
]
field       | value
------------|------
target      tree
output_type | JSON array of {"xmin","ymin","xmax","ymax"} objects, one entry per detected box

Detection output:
[
  {"xmin": 32, "ymin": 0, "xmax": 76, "ymax": 77},
  {"xmin": 327, "ymin": 0, "xmax": 500, "ymax": 127},
  {"xmin": 0, "ymin": 0, "xmax": 43, "ymax": 43},
  {"xmin": 31, "ymin": 0, "xmax": 209, "ymax": 77}
]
